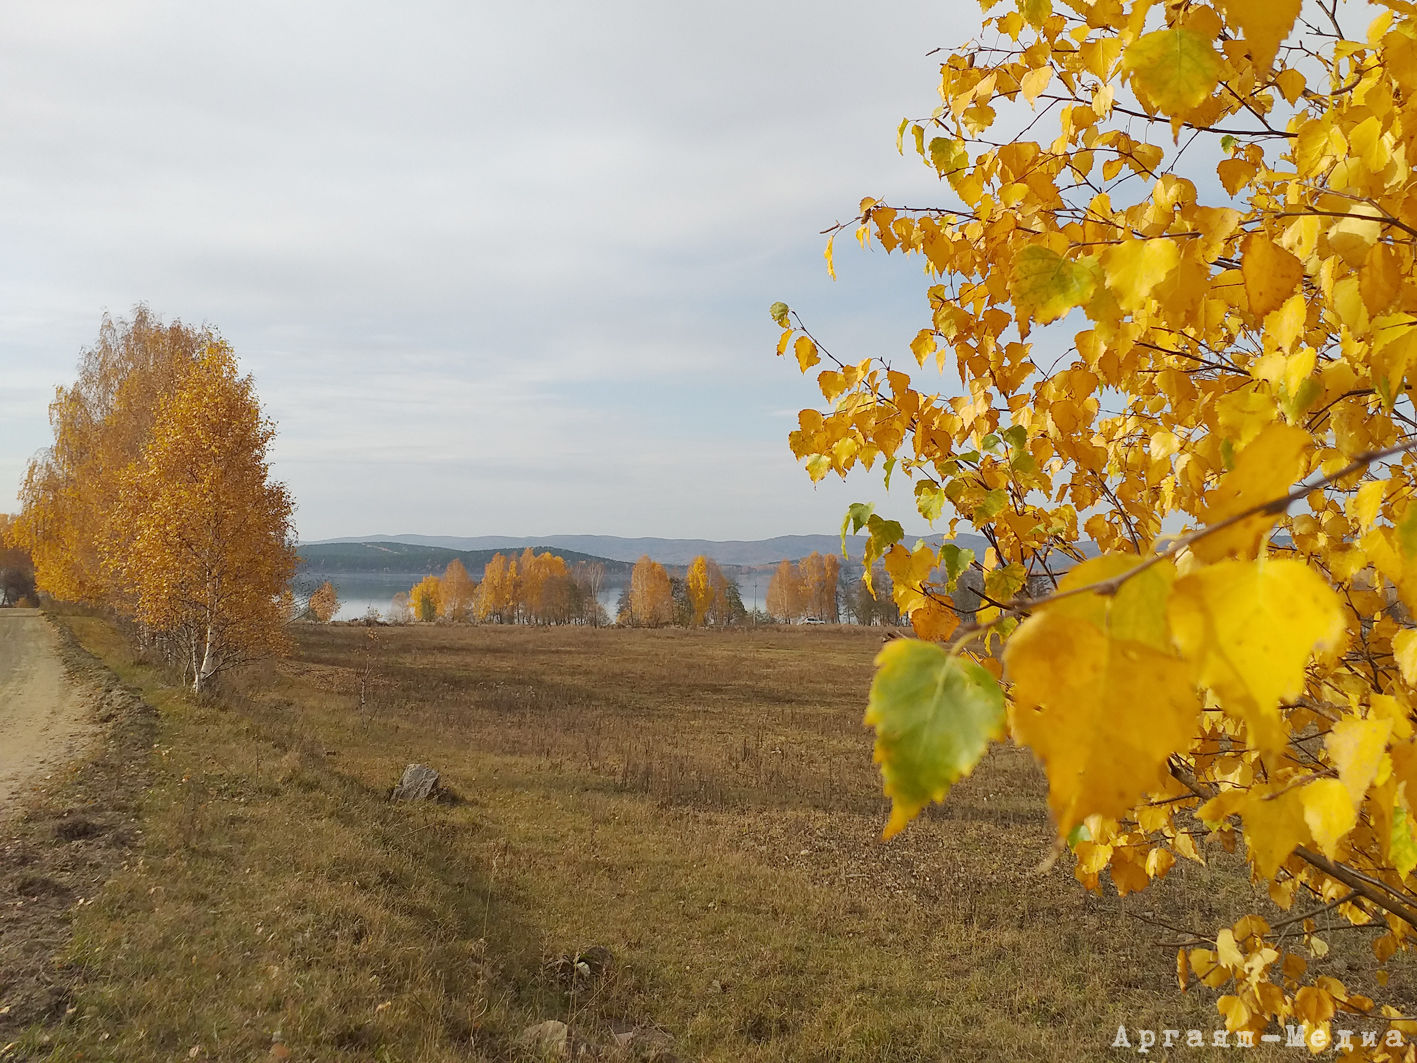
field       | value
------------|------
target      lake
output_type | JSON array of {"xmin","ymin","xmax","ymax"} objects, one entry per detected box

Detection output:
[{"xmin": 316, "ymin": 572, "xmax": 773, "ymax": 622}]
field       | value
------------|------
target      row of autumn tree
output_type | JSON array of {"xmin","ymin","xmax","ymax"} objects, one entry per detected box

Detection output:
[
  {"xmin": 765, "ymin": 553, "xmax": 841, "ymax": 623},
  {"xmin": 16, "ymin": 308, "xmax": 296, "ymax": 692},
  {"xmin": 383, "ymin": 551, "xmax": 860, "ymax": 628},
  {"xmin": 395, "ymin": 552, "xmax": 609, "ymax": 625},
  {"xmin": 389, "ymin": 553, "xmax": 749, "ymax": 628},
  {"xmin": 616, "ymin": 554, "xmax": 749, "ymax": 627}
]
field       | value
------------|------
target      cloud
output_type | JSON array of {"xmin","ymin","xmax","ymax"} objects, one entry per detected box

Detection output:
[{"xmin": 0, "ymin": 0, "xmax": 979, "ymax": 536}]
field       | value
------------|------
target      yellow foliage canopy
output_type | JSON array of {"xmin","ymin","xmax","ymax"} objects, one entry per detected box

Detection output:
[
  {"xmin": 777, "ymin": 0, "xmax": 1417, "ymax": 1043},
  {"xmin": 19, "ymin": 310, "xmax": 295, "ymax": 691},
  {"xmin": 625, "ymin": 556, "xmax": 674, "ymax": 628},
  {"xmin": 106, "ymin": 345, "xmax": 296, "ymax": 689}
]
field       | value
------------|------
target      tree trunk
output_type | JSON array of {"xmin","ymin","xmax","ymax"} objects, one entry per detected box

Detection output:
[{"xmin": 196, "ymin": 621, "xmax": 216, "ymax": 693}]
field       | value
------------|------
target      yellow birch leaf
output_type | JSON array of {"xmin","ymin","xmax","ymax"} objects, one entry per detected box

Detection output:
[
  {"xmin": 1020, "ymin": 0, "xmax": 1051, "ymax": 29},
  {"xmin": 1214, "ymin": 0, "xmax": 1302, "ymax": 72},
  {"xmin": 1005, "ymin": 561, "xmax": 1198, "ymax": 834},
  {"xmin": 1101, "ymin": 239, "xmax": 1180, "ymax": 312},
  {"xmin": 1274, "ymin": 67, "xmax": 1306, "ymax": 104},
  {"xmin": 910, "ymin": 597, "xmax": 960, "ymax": 642},
  {"xmin": 1365, "ymin": 526, "xmax": 1417, "ymax": 615},
  {"xmin": 1217, "ymin": 993, "xmax": 1253, "ymax": 1032},
  {"xmin": 794, "ymin": 336, "xmax": 820, "ymax": 372},
  {"xmin": 1350, "ymin": 480, "xmax": 1387, "ymax": 531},
  {"xmin": 1197, "ymin": 788, "xmax": 1245, "ymax": 827},
  {"xmin": 1327, "ymin": 208, "xmax": 1383, "ymax": 267},
  {"xmin": 1109, "ymin": 849, "xmax": 1150, "ymax": 895},
  {"xmin": 1122, "ymin": 29, "xmax": 1223, "ymax": 116},
  {"xmin": 1294, "ymin": 985, "xmax": 1336, "ymax": 1027},
  {"xmin": 1012, "ymin": 245, "xmax": 1101, "ymax": 324},
  {"xmin": 1240, "ymin": 786, "xmax": 1309, "ymax": 877},
  {"xmin": 910, "ymin": 329, "xmax": 937, "ymax": 367},
  {"xmin": 1394, "ymin": 629, "xmax": 1417, "ymax": 686},
  {"xmin": 1021, "ymin": 66, "xmax": 1053, "ymax": 105},
  {"xmin": 1193, "ymin": 422, "xmax": 1309, "ymax": 562},
  {"xmin": 1217, "ymin": 158, "xmax": 1258, "ymax": 196},
  {"xmin": 1327, "ymin": 716, "xmax": 1392, "ymax": 804},
  {"xmin": 864, "ymin": 640, "xmax": 1005, "ymax": 838},
  {"xmin": 1146, "ymin": 847, "xmax": 1175, "ymax": 879},
  {"xmin": 1150, "ymin": 430, "xmax": 1181, "ymax": 460},
  {"xmin": 1361, "ymin": 242, "xmax": 1402, "ymax": 315},
  {"xmin": 1241, "ymin": 233, "xmax": 1304, "ymax": 318},
  {"xmin": 1216, "ymin": 927, "xmax": 1244, "ymax": 968},
  {"xmin": 1026, "ymin": 554, "xmax": 1178, "ymax": 649},
  {"xmin": 1169, "ymin": 559, "xmax": 1346, "ymax": 752},
  {"xmin": 1302, "ymin": 778, "xmax": 1358, "ymax": 859},
  {"xmin": 1371, "ymin": 693, "xmax": 1413, "ymax": 742},
  {"xmin": 1265, "ymin": 293, "xmax": 1307, "ymax": 352}
]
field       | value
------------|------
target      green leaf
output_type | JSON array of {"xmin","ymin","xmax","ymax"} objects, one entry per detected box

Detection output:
[
  {"xmin": 975, "ymin": 487, "xmax": 1009, "ymax": 522},
  {"xmin": 940, "ymin": 543, "xmax": 974, "ymax": 587},
  {"xmin": 928, "ymin": 137, "xmax": 968, "ymax": 176},
  {"xmin": 1011, "ymin": 245, "xmax": 1101, "ymax": 325},
  {"xmin": 862, "ymin": 515, "xmax": 906, "ymax": 596},
  {"xmin": 981, "ymin": 433, "xmax": 1003, "ymax": 453},
  {"xmin": 984, "ymin": 563, "xmax": 1027, "ymax": 603},
  {"xmin": 841, "ymin": 502, "xmax": 876, "ymax": 556},
  {"xmin": 915, "ymin": 481, "xmax": 947, "ymax": 523},
  {"xmin": 1393, "ymin": 805, "xmax": 1417, "ymax": 878},
  {"xmin": 1399, "ymin": 506, "xmax": 1417, "ymax": 560},
  {"xmin": 805, "ymin": 454, "xmax": 832, "ymax": 482},
  {"xmin": 1287, "ymin": 376, "xmax": 1322, "ymax": 419},
  {"xmin": 1122, "ymin": 28, "xmax": 1222, "ymax": 116},
  {"xmin": 1002, "ymin": 424, "xmax": 1028, "ymax": 452},
  {"xmin": 1066, "ymin": 821, "xmax": 1092, "ymax": 848},
  {"xmin": 770, "ymin": 301, "xmax": 791, "ymax": 328},
  {"xmin": 864, "ymin": 640, "xmax": 1005, "ymax": 838},
  {"xmin": 865, "ymin": 514, "xmax": 905, "ymax": 557}
]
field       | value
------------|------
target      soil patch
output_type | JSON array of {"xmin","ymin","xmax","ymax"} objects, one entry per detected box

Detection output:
[{"xmin": 0, "ymin": 614, "xmax": 155, "ymax": 1050}]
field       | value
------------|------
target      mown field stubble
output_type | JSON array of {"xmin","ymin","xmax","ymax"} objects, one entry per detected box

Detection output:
[{"xmin": 26, "ymin": 618, "xmax": 1407, "ymax": 1062}]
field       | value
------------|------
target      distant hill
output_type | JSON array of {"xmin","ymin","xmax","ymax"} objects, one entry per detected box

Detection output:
[
  {"xmin": 305, "ymin": 531, "xmax": 991, "ymax": 568},
  {"xmin": 296, "ymin": 541, "xmax": 633, "ymax": 579}
]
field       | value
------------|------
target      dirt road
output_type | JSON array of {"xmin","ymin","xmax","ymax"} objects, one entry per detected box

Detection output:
[{"xmin": 0, "ymin": 608, "xmax": 93, "ymax": 815}]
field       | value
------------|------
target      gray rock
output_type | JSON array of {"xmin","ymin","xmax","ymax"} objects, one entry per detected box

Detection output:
[
  {"xmin": 391, "ymin": 763, "xmax": 440, "ymax": 801},
  {"xmin": 577, "ymin": 945, "xmax": 614, "ymax": 978}
]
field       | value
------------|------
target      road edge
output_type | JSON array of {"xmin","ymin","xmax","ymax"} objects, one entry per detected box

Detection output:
[{"xmin": 0, "ymin": 610, "xmax": 157, "ymax": 1055}]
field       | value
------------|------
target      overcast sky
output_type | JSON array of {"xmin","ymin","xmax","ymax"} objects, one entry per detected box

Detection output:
[{"xmin": 0, "ymin": 0, "xmax": 982, "ymax": 541}]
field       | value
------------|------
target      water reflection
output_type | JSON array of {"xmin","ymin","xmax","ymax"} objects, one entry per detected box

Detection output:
[{"xmin": 322, "ymin": 574, "xmax": 768, "ymax": 623}]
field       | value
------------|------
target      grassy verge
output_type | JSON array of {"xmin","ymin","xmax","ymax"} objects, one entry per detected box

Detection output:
[{"xmin": 15, "ymin": 618, "xmax": 1403, "ymax": 1060}]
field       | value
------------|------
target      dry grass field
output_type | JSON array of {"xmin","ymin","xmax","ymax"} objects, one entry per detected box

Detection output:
[{"xmin": 13, "ymin": 618, "xmax": 1406, "ymax": 1061}]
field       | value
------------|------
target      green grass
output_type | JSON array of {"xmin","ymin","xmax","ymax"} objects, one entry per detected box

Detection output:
[{"xmin": 20, "ymin": 618, "xmax": 1393, "ymax": 1061}]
